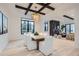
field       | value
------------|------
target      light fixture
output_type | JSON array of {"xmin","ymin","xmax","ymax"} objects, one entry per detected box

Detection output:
[
  {"xmin": 32, "ymin": 13, "xmax": 40, "ymax": 22},
  {"xmin": 32, "ymin": 4, "xmax": 40, "ymax": 22}
]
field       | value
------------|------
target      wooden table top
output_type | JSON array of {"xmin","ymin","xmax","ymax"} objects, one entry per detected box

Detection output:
[{"xmin": 32, "ymin": 35, "xmax": 44, "ymax": 41}]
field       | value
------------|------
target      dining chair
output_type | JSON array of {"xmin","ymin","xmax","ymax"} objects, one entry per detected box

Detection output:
[
  {"xmin": 39, "ymin": 32, "xmax": 49, "ymax": 37},
  {"xmin": 39, "ymin": 36, "xmax": 53, "ymax": 56},
  {"xmin": 25, "ymin": 32, "xmax": 37, "ymax": 50}
]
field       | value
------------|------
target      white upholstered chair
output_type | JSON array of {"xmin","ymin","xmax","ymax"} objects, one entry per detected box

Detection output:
[
  {"xmin": 39, "ymin": 32, "xmax": 49, "ymax": 37},
  {"xmin": 39, "ymin": 36, "xmax": 53, "ymax": 56},
  {"xmin": 25, "ymin": 32, "xmax": 36, "ymax": 50}
]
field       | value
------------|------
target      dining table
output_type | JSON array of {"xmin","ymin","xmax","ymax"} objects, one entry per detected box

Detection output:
[{"xmin": 32, "ymin": 35, "xmax": 44, "ymax": 50}]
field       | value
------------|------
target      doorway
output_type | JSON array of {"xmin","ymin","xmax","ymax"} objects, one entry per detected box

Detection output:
[{"xmin": 50, "ymin": 20, "xmax": 60, "ymax": 36}]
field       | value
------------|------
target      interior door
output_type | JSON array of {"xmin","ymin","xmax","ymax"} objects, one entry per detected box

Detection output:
[{"xmin": 50, "ymin": 20, "xmax": 60, "ymax": 36}]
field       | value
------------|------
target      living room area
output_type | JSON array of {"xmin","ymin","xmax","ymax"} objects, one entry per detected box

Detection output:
[{"xmin": 0, "ymin": 3, "xmax": 79, "ymax": 56}]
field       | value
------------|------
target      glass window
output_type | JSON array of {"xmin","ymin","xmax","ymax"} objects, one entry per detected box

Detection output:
[
  {"xmin": 0, "ymin": 11, "xmax": 8, "ymax": 35},
  {"xmin": 44, "ymin": 22, "xmax": 48, "ymax": 31},
  {"xmin": 0, "ymin": 12, "xmax": 2, "ymax": 35},
  {"xmin": 3, "ymin": 15, "xmax": 8, "ymax": 34},
  {"xmin": 21, "ymin": 18, "xmax": 35, "ymax": 34},
  {"xmin": 71, "ymin": 24, "xmax": 75, "ymax": 33},
  {"xmin": 65, "ymin": 23, "xmax": 75, "ymax": 34},
  {"xmin": 21, "ymin": 21, "xmax": 27, "ymax": 34},
  {"xmin": 66, "ymin": 24, "xmax": 70, "ymax": 34},
  {"xmin": 29, "ymin": 21, "xmax": 34, "ymax": 33}
]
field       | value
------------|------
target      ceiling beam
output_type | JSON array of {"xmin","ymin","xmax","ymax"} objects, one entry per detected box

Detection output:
[
  {"xmin": 15, "ymin": 5, "xmax": 45, "ymax": 15},
  {"xmin": 63, "ymin": 15, "xmax": 74, "ymax": 20},
  {"xmin": 37, "ymin": 3, "xmax": 55, "ymax": 10},
  {"xmin": 38, "ymin": 3, "xmax": 50, "ymax": 12},
  {"xmin": 25, "ymin": 3, "xmax": 33, "ymax": 15}
]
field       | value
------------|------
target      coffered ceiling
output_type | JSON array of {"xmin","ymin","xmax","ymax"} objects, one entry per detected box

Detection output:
[
  {"xmin": 8, "ymin": 3, "xmax": 76, "ymax": 20},
  {"xmin": 15, "ymin": 3, "xmax": 75, "ymax": 15},
  {"xmin": 15, "ymin": 3, "xmax": 55, "ymax": 15}
]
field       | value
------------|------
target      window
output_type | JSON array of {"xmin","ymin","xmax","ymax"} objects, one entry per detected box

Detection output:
[
  {"xmin": 0, "ymin": 11, "xmax": 8, "ymax": 35},
  {"xmin": 65, "ymin": 23, "xmax": 75, "ymax": 34},
  {"xmin": 71, "ymin": 24, "xmax": 75, "ymax": 33},
  {"xmin": 3, "ymin": 14, "xmax": 8, "ymax": 34},
  {"xmin": 0, "ymin": 12, "xmax": 2, "ymax": 35},
  {"xmin": 21, "ymin": 18, "xmax": 35, "ymax": 34},
  {"xmin": 44, "ymin": 22, "xmax": 48, "ymax": 31},
  {"xmin": 66, "ymin": 24, "xmax": 70, "ymax": 34}
]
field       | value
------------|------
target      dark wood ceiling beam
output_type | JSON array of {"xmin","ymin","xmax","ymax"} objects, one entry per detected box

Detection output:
[
  {"xmin": 25, "ymin": 3, "xmax": 33, "ymax": 15},
  {"xmin": 15, "ymin": 5, "xmax": 45, "ymax": 15},
  {"xmin": 63, "ymin": 15, "xmax": 74, "ymax": 20},
  {"xmin": 38, "ymin": 3, "xmax": 50, "ymax": 12},
  {"xmin": 37, "ymin": 3, "xmax": 55, "ymax": 10}
]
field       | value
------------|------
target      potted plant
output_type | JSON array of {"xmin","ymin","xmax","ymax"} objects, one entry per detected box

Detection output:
[
  {"xmin": 61, "ymin": 25, "xmax": 66, "ymax": 31},
  {"xmin": 34, "ymin": 32, "xmax": 39, "ymax": 35}
]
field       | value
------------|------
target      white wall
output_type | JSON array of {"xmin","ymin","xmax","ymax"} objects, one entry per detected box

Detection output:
[
  {"xmin": 0, "ymin": 34, "xmax": 8, "ymax": 53},
  {"xmin": 74, "ymin": 4, "xmax": 79, "ymax": 48},
  {"xmin": 0, "ymin": 4, "xmax": 9, "ymax": 52}
]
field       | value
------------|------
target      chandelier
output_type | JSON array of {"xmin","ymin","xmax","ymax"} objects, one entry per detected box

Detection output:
[
  {"xmin": 32, "ymin": 4, "xmax": 40, "ymax": 22},
  {"xmin": 32, "ymin": 13, "xmax": 40, "ymax": 22}
]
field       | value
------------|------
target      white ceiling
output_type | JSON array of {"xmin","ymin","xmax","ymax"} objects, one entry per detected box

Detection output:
[
  {"xmin": 15, "ymin": 3, "xmax": 76, "ymax": 15},
  {"xmin": 7, "ymin": 3, "xmax": 77, "ymax": 20}
]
